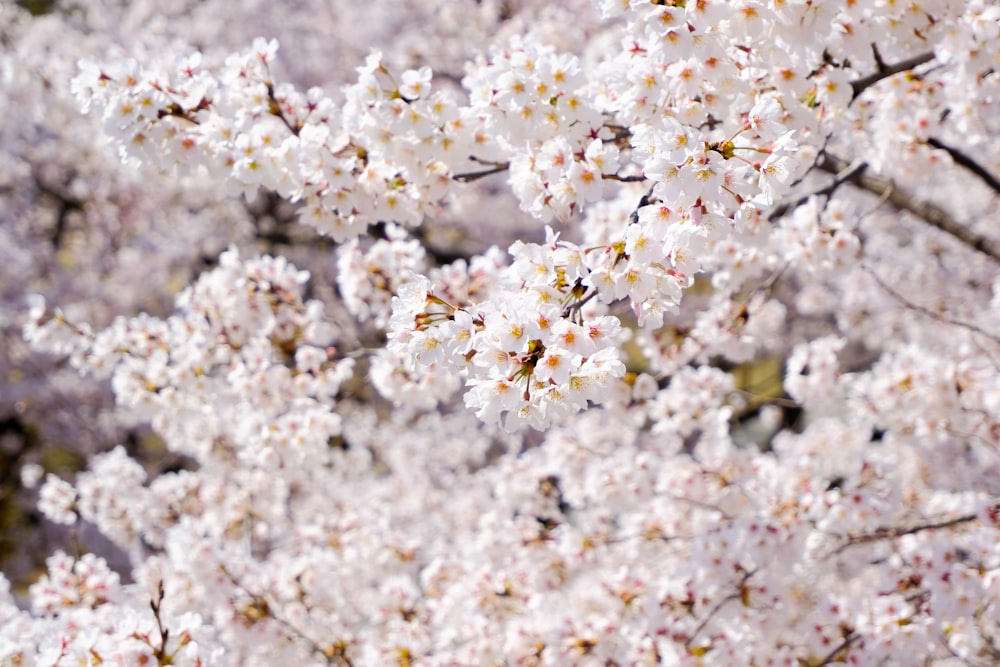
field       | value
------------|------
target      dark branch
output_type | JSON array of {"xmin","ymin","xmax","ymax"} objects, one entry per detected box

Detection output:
[
  {"xmin": 266, "ymin": 82, "xmax": 302, "ymax": 136},
  {"xmin": 927, "ymin": 137, "xmax": 1000, "ymax": 196},
  {"xmin": 850, "ymin": 51, "xmax": 935, "ymax": 100},
  {"xmin": 828, "ymin": 504, "xmax": 994, "ymax": 558},
  {"xmin": 156, "ymin": 102, "xmax": 202, "ymax": 125},
  {"xmin": 767, "ymin": 159, "xmax": 866, "ymax": 221},
  {"xmin": 685, "ymin": 569, "xmax": 755, "ymax": 651},
  {"xmin": 811, "ymin": 633, "xmax": 860, "ymax": 667},
  {"xmin": 561, "ymin": 289, "xmax": 598, "ymax": 319},
  {"xmin": 850, "ymin": 512, "xmax": 981, "ymax": 544},
  {"xmin": 452, "ymin": 161, "xmax": 510, "ymax": 183},
  {"xmin": 220, "ymin": 565, "xmax": 342, "ymax": 665},
  {"xmin": 870, "ymin": 43, "xmax": 887, "ymax": 72},
  {"xmin": 817, "ymin": 153, "xmax": 1000, "ymax": 264},
  {"xmin": 150, "ymin": 580, "xmax": 170, "ymax": 661},
  {"xmin": 32, "ymin": 173, "xmax": 84, "ymax": 248},
  {"xmin": 628, "ymin": 183, "xmax": 658, "ymax": 226},
  {"xmin": 603, "ymin": 173, "xmax": 646, "ymax": 183}
]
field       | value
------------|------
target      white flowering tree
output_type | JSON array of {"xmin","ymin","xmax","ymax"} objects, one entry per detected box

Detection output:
[{"xmin": 3, "ymin": 0, "xmax": 1000, "ymax": 664}]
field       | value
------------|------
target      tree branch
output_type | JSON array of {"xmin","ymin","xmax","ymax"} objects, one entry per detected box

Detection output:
[
  {"xmin": 452, "ymin": 160, "xmax": 510, "ymax": 183},
  {"xmin": 864, "ymin": 264, "xmax": 1000, "ymax": 344},
  {"xmin": 828, "ymin": 504, "xmax": 993, "ymax": 557},
  {"xmin": 927, "ymin": 137, "xmax": 1000, "ymax": 196},
  {"xmin": 767, "ymin": 159, "xmax": 865, "ymax": 221},
  {"xmin": 850, "ymin": 50, "xmax": 935, "ymax": 101},
  {"xmin": 266, "ymin": 82, "xmax": 302, "ymax": 136},
  {"xmin": 628, "ymin": 183, "xmax": 657, "ymax": 226},
  {"xmin": 31, "ymin": 172, "xmax": 84, "ymax": 248},
  {"xmin": 685, "ymin": 568, "xmax": 755, "ymax": 652},
  {"xmin": 149, "ymin": 580, "xmax": 170, "ymax": 662},
  {"xmin": 561, "ymin": 288, "xmax": 598, "ymax": 320},
  {"xmin": 817, "ymin": 153, "xmax": 1000, "ymax": 264},
  {"xmin": 219, "ymin": 565, "xmax": 344, "ymax": 665},
  {"xmin": 809, "ymin": 632, "xmax": 860, "ymax": 667},
  {"xmin": 848, "ymin": 512, "xmax": 981, "ymax": 545},
  {"xmin": 603, "ymin": 173, "xmax": 646, "ymax": 183}
]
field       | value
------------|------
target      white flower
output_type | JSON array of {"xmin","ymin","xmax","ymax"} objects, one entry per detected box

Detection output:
[
  {"xmin": 399, "ymin": 66, "xmax": 432, "ymax": 100},
  {"xmin": 38, "ymin": 475, "xmax": 77, "ymax": 526}
]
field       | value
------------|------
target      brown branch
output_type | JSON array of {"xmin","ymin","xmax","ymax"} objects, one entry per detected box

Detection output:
[
  {"xmin": 266, "ymin": 82, "xmax": 302, "ymax": 136},
  {"xmin": 603, "ymin": 173, "xmax": 646, "ymax": 183},
  {"xmin": 850, "ymin": 50, "xmax": 935, "ymax": 101},
  {"xmin": 685, "ymin": 569, "xmax": 756, "ymax": 651},
  {"xmin": 156, "ymin": 102, "xmax": 202, "ymax": 125},
  {"xmin": 850, "ymin": 512, "xmax": 980, "ymax": 544},
  {"xmin": 828, "ymin": 505, "xmax": 991, "ymax": 557},
  {"xmin": 808, "ymin": 632, "xmax": 860, "ymax": 667},
  {"xmin": 927, "ymin": 137, "xmax": 1000, "ymax": 196},
  {"xmin": 31, "ymin": 170, "xmax": 84, "ymax": 248},
  {"xmin": 870, "ymin": 43, "xmax": 887, "ymax": 72},
  {"xmin": 149, "ymin": 580, "xmax": 170, "ymax": 663},
  {"xmin": 817, "ymin": 153, "xmax": 1000, "ymax": 264},
  {"xmin": 219, "ymin": 565, "xmax": 344, "ymax": 665},
  {"xmin": 561, "ymin": 289, "xmax": 598, "ymax": 319},
  {"xmin": 628, "ymin": 183, "xmax": 658, "ymax": 226},
  {"xmin": 452, "ymin": 160, "xmax": 510, "ymax": 183},
  {"xmin": 767, "ymin": 159, "xmax": 865, "ymax": 221}
]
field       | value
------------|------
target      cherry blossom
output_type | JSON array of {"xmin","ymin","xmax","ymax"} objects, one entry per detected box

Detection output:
[{"xmin": 3, "ymin": 0, "xmax": 1000, "ymax": 664}]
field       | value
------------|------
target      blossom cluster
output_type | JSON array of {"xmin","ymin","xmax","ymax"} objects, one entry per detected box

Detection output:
[
  {"xmin": 3, "ymin": 0, "xmax": 1000, "ymax": 664},
  {"xmin": 3, "ymin": 551, "xmax": 221, "ymax": 666},
  {"xmin": 73, "ymin": 38, "xmax": 473, "ymax": 242},
  {"xmin": 385, "ymin": 228, "xmax": 628, "ymax": 430},
  {"xmin": 26, "ymin": 247, "xmax": 354, "ymax": 473}
]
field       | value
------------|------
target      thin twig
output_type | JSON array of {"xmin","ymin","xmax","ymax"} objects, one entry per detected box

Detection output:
[
  {"xmin": 685, "ymin": 569, "xmax": 755, "ymax": 651},
  {"xmin": 219, "ymin": 565, "xmax": 344, "ymax": 665},
  {"xmin": 927, "ymin": 137, "xmax": 1000, "ymax": 196},
  {"xmin": 817, "ymin": 153, "xmax": 1000, "ymax": 264},
  {"xmin": 864, "ymin": 265, "xmax": 1000, "ymax": 344},
  {"xmin": 150, "ymin": 580, "xmax": 170, "ymax": 662},
  {"xmin": 628, "ymin": 183, "xmax": 658, "ymax": 226},
  {"xmin": 266, "ymin": 82, "xmax": 302, "ymax": 136},
  {"xmin": 827, "ymin": 505, "xmax": 993, "ymax": 558},
  {"xmin": 561, "ymin": 289, "xmax": 598, "ymax": 319},
  {"xmin": 810, "ymin": 632, "xmax": 860, "ymax": 666},
  {"xmin": 767, "ymin": 159, "xmax": 866, "ymax": 221}
]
